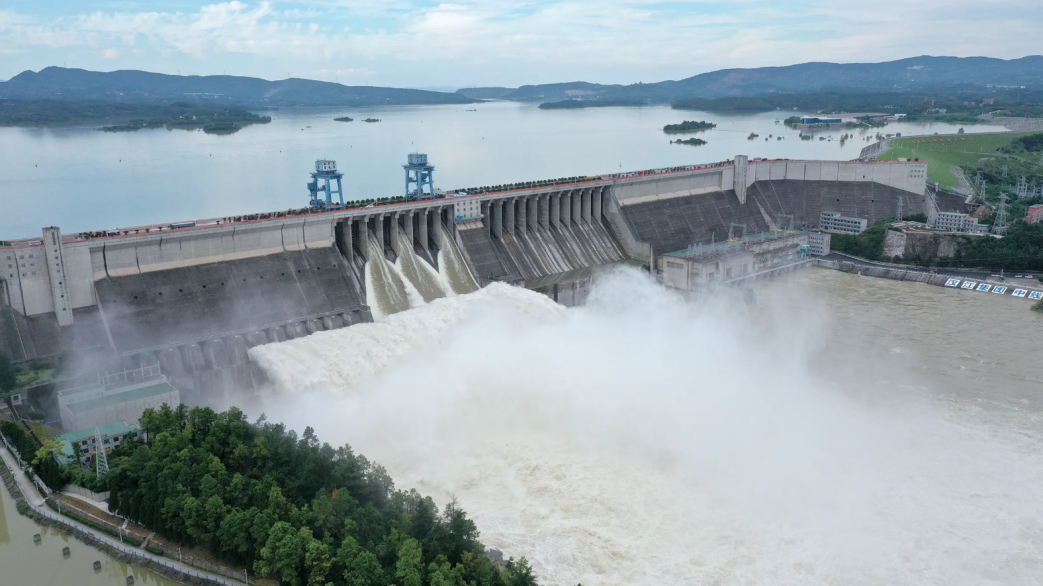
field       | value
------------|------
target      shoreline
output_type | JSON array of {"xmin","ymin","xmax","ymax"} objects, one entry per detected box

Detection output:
[
  {"xmin": 0, "ymin": 439, "xmax": 247, "ymax": 586},
  {"xmin": 813, "ymin": 257, "xmax": 1043, "ymax": 301}
]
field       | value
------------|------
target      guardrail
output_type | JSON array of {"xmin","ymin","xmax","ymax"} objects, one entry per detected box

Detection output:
[{"xmin": 0, "ymin": 439, "xmax": 251, "ymax": 586}]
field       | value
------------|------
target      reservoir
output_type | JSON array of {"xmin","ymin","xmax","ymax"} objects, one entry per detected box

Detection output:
[
  {"xmin": 0, "ymin": 476, "xmax": 180, "ymax": 586},
  {"xmin": 0, "ymin": 102, "xmax": 1004, "ymax": 238}
]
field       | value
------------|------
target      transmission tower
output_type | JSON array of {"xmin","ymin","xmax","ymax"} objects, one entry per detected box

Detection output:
[
  {"xmin": 1001, "ymin": 165, "xmax": 1009, "ymax": 179},
  {"xmin": 94, "ymin": 426, "xmax": 109, "ymax": 476},
  {"xmin": 994, "ymin": 192, "xmax": 1010, "ymax": 234},
  {"xmin": 895, "ymin": 196, "xmax": 904, "ymax": 222},
  {"xmin": 1016, "ymin": 176, "xmax": 1029, "ymax": 199}
]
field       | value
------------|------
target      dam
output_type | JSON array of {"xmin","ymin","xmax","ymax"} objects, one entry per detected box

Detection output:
[{"xmin": 0, "ymin": 155, "xmax": 948, "ymax": 402}]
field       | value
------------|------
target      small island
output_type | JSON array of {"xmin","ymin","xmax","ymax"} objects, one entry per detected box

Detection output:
[
  {"xmin": 363, "ymin": 118, "xmax": 381, "ymax": 123},
  {"xmin": 663, "ymin": 120, "xmax": 716, "ymax": 133},
  {"xmin": 670, "ymin": 138, "xmax": 707, "ymax": 146},
  {"xmin": 97, "ymin": 105, "xmax": 270, "ymax": 134},
  {"xmin": 334, "ymin": 116, "xmax": 354, "ymax": 122},
  {"xmin": 747, "ymin": 132, "xmax": 760, "ymax": 140}
]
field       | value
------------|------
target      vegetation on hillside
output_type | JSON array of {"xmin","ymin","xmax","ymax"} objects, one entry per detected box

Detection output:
[
  {"xmin": 830, "ymin": 215, "xmax": 1043, "ymax": 272},
  {"xmin": 102, "ymin": 405, "xmax": 538, "ymax": 586},
  {"xmin": 878, "ymin": 132, "xmax": 1041, "ymax": 189},
  {"xmin": 901, "ymin": 220, "xmax": 1043, "ymax": 271},
  {"xmin": 0, "ymin": 99, "xmax": 270, "ymax": 131},
  {"xmin": 828, "ymin": 219, "xmax": 893, "ymax": 260}
]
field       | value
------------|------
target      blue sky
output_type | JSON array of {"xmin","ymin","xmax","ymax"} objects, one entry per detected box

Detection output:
[{"xmin": 1, "ymin": 1, "xmax": 1040, "ymax": 88}]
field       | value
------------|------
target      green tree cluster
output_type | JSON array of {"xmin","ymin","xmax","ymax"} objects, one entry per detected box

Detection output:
[
  {"xmin": 106, "ymin": 405, "xmax": 539, "ymax": 586},
  {"xmin": 828, "ymin": 219, "xmax": 892, "ymax": 260},
  {"xmin": 0, "ymin": 420, "xmax": 66, "ymax": 488}
]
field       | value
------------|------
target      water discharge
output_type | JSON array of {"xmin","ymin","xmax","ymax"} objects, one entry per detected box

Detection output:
[
  {"xmin": 392, "ymin": 231, "xmax": 452, "ymax": 302},
  {"xmin": 250, "ymin": 269, "xmax": 1043, "ymax": 586},
  {"xmin": 439, "ymin": 225, "xmax": 480, "ymax": 295},
  {"xmin": 365, "ymin": 227, "xmax": 479, "ymax": 319},
  {"xmin": 363, "ymin": 234, "xmax": 411, "ymax": 320}
]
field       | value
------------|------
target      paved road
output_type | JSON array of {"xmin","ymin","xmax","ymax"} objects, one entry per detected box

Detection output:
[
  {"xmin": 0, "ymin": 441, "xmax": 247, "ymax": 586},
  {"xmin": 822, "ymin": 252, "xmax": 1042, "ymax": 283}
]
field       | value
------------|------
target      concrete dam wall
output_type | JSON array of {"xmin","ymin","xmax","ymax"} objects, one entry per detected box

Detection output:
[
  {"xmin": 1, "ymin": 158, "xmax": 928, "ymax": 383},
  {"xmin": 456, "ymin": 186, "xmax": 626, "ymax": 285}
]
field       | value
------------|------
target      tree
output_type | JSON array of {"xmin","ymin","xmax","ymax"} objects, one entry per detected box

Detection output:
[
  {"xmin": 337, "ymin": 536, "xmax": 385, "ymax": 586},
  {"xmin": 396, "ymin": 538, "xmax": 424, "ymax": 586},
  {"xmin": 305, "ymin": 536, "xmax": 332, "ymax": 586},
  {"xmin": 256, "ymin": 521, "xmax": 307, "ymax": 586},
  {"xmin": 503, "ymin": 558, "xmax": 538, "ymax": 586}
]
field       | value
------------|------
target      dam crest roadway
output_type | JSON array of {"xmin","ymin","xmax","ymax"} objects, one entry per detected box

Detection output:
[{"xmin": 0, "ymin": 155, "xmax": 951, "ymax": 404}]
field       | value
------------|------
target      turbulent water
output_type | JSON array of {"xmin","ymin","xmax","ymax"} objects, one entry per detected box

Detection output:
[
  {"xmin": 365, "ymin": 226, "xmax": 479, "ymax": 319},
  {"xmin": 249, "ymin": 269, "xmax": 1043, "ymax": 586}
]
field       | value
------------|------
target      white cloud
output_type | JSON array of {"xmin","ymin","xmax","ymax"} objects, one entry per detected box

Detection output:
[{"xmin": 0, "ymin": 1, "xmax": 1040, "ymax": 85}]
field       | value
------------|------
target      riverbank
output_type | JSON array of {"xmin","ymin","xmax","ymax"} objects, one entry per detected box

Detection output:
[
  {"xmin": 0, "ymin": 438, "xmax": 249, "ymax": 586},
  {"xmin": 813, "ymin": 256, "xmax": 1043, "ymax": 303}
]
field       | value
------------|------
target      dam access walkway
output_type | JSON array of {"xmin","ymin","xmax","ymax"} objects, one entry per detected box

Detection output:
[{"xmin": 0, "ymin": 440, "xmax": 249, "ymax": 586}]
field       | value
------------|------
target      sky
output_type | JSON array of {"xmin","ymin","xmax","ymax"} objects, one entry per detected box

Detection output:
[{"xmin": 1, "ymin": 1, "xmax": 1041, "ymax": 89}]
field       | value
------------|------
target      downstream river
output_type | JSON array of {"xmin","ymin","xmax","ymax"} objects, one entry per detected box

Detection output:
[
  {"xmin": 0, "ymin": 102, "xmax": 1004, "ymax": 238},
  {"xmin": 252, "ymin": 268, "xmax": 1043, "ymax": 586},
  {"xmin": 0, "ymin": 481, "xmax": 179, "ymax": 586}
]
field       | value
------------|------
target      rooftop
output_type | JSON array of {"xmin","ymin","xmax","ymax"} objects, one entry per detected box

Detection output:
[
  {"xmin": 663, "ymin": 230, "xmax": 807, "ymax": 259},
  {"xmin": 65, "ymin": 382, "xmax": 179, "ymax": 415},
  {"xmin": 57, "ymin": 421, "xmax": 140, "ymax": 444}
]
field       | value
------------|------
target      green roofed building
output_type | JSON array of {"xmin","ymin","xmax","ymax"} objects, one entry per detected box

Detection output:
[
  {"xmin": 57, "ymin": 367, "xmax": 181, "ymax": 431},
  {"xmin": 56, "ymin": 421, "xmax": 140, "ymax": 466}
]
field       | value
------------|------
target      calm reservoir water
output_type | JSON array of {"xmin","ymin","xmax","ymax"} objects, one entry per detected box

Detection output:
[
  {"xmin": 0, "ymin": 102, "xmax": 1005, "ymax": 238},
  {"xmin": 0, "ymin": 479, "xmax": 180, "ymax": 586}
]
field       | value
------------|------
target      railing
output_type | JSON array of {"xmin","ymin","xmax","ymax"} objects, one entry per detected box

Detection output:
[{"xmin": 0, "ymin": 439, "xmax": 250, "ymax": 586}]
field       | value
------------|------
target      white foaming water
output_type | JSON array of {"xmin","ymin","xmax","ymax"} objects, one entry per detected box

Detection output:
[
  {"xmin": 364, "ymin": 228, "xmax": 477, "ymax": 320},
  {"xmin": 250, "ymin": 269, "xmax": 1043, "ymax": 586}
]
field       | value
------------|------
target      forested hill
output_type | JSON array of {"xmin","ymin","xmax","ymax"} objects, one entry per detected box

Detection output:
[
  {"xmin": 103, "ymin": 405, "xmax": 539, "ymax": 586},
  {"xmin": 504, "ymin": 55, "xmax": 1043, "ymax": 103},
  {"xmin": 0, "ymin": 67, "xmax": 477, "ymax": 107}
]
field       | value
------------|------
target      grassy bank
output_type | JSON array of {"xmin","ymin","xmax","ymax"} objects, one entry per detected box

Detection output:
[{"xmin": 877, "ymin": 132, "xmax": 1037, "ymax": 189}]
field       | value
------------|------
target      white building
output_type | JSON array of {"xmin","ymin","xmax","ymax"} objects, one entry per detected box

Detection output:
[
  {"xmin": 808, "ymin": 232, "xmax": 832, "ymax": 256},
  {"xmin": 453, "ymin": 194, "xmax": 483, "ymax": 221},
  {"xmin": 819, "ymin": 211, "xmax": 868, "ymax": 235},
  {"xmin": 932, "ymin": 212, "xmax": 988, "ymax": 234}
]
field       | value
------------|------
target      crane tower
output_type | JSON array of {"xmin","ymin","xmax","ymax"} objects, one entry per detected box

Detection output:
[
  {"xmin": 404, "ymin": 153, "xmax": 435, "ymax": 201},
  {"xmin": 308, "ymin": 160, "xmax": 345, "ymax": 210}
]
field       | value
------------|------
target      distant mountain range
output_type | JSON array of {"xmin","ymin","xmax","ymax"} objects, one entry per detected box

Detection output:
[
  {"xmin": 3, "ymin": 56, "xmax": 1041, "ymax": 112},
  {"xmin": 0, "ymin": 67, "xmax": 477, "ymax": 107},
  {"xmin": 499, "ymin": 56, "xmax": 1043, "ymax": 104}
]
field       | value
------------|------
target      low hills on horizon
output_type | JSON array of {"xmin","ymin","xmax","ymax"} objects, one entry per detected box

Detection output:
[
  {"xmin": 1, "ymin": 55, "xmax": 1041, "ymax": 113},
  {"xmin": 493, "ymin": 55, "xmax": 1043, "ymax": 104}
]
